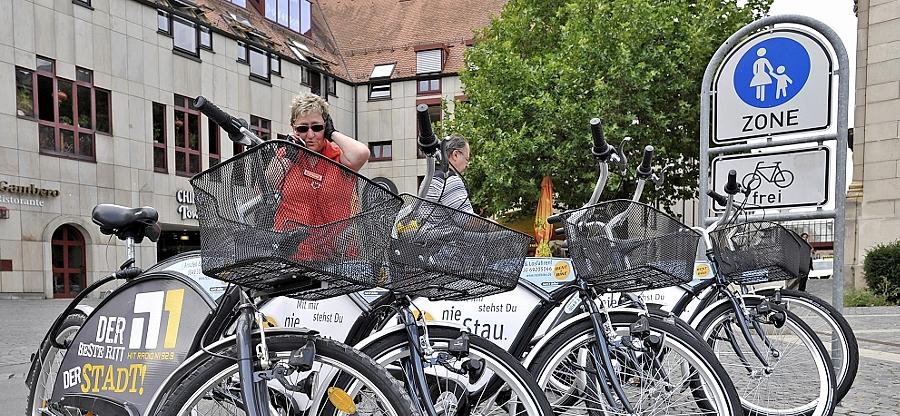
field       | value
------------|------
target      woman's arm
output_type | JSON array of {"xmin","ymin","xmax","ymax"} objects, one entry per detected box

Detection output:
[{"xmin": 331, "ymin": 131, "xmax": 370, "ymax": 172}]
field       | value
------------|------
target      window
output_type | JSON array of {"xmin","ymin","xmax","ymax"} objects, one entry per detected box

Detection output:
[
  {"xmin": 369, "ymin": 141, "xmax": 392, "ymax": 161},
  {"xmin": 208, "ymin": 118, "xmax": 221, "ymax": 166},
  {"xmin": 369, "ymin": 83, "xmax": 391, "ymax": 100},
  {"xmin": 250, "ymin": 115, "xmax": 271, "ymax": 141},
  {"xmin": 153, "ymin": 102, "xmax": 167, "ymax": 172},
  {"xmin": 231, "ymin": 0, "xmax": 246, "ymax": 6},
  {"xmin": 173, "ymin": 16, "xmax": 199, "ymax": 56},
  {"xmin": 417, "ymin": 77, "xmax": 441, "ymax": 95},
  {"xmin": 174, "ymin": 94, "xmax": 202, "ymax": 176},
  {"xmin": 51, "ymin": 225, "xmax": 86, "ymax": 298},
  {"xmin": 18, "ymin": 58, "xmax": 110, "ymax": 161},
  {"xmin": 157, "ymin": 10, "xmax": 171, "ymax": 34},
  {"xmin": 248, "ymin": 46, "xmax": 270, "ymax": 80},
  {"xmin": 262, "ymin": 0, "xmax": 312, "ymax": 33},
  {"xmin": 237, "ymin": 42, "xmax": 247, "ymax": 62},
  {"xmin": 370, "ymin": 63, "xmax": 395, "ymax": 80},
  {"xmin": 300, "ymin": 66, "xmax": 310, "ymax": 85},
  {"xmin": 326, "ymin": 76, "xmax": 337, "ymax": 97},
  {"xmin": 416, "ymin": 49, "xmax": 443, "ymax": 74},
  {"xmin": 73, "ymin": 0, "xmax": 91, "ymax": 7},
  {"xmin": 199, "ymin": 26, "xmax": 212, "ymax": 50},
  {"xmin": 417, "ymin": 175, "xmax": 426, "ymax": 189},
  {"xmin": 270, "ymin": 55, "xmax": 281, "ymax": 75}
]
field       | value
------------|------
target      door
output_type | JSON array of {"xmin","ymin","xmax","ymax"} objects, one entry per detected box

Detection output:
[{"xmin": 51, "ymin": 224, "xmax": 86, "ymax": 298}]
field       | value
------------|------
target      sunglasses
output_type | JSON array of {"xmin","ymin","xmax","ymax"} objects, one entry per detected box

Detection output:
[{"xmin": 293, "ymin": 124, "xmax": 325, "ymax": 134}]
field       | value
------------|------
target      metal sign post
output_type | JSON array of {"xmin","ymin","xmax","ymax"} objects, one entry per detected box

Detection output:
[{"xmin": 699, "ymin": 15, "xmax": 850, "ymax": 313}]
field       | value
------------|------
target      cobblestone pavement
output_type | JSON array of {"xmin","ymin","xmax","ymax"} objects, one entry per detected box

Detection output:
[{"xmin": 2, "ymin": 280, "xmax": 898, "ymax": 414}]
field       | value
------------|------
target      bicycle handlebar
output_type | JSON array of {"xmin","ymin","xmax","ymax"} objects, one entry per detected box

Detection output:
[
  {"xmin": 193, "ymin": 96, "xmax": 247, "ymax": 143},
  {"xmin": 590, "ymin": 118, "xmax": 614, "ymax": 159},
  {"xmin": 416, "ymin": 104, "xmax": 439, "ymax": 156},
  {"xmin": 707, "ymin": 190, "xmax": 728, "ymax": 207},
  {"xmin": 636, "ymin": 145, "xmax": 654, "ymax": 177},
  {"xmin": 724, "ymin": 170, "xmax": 740, "ymax": 195}
]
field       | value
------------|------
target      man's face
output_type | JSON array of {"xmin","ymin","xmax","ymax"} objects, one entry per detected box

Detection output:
[
  {"xmin": 450, "ymin": 142, "xmax": 471, "ymax": 174},
  {"xmin": 292, "ymin": 112, "xmax": 326, "ymax": 153}
]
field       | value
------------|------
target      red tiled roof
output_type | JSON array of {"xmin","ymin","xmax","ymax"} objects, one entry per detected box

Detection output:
[
  {"xmin": 316, "ymin": 0, "xmax": 506, "ymax": 82},
  {"xmin": 187, "ymin": 0, "xmax": 505, "ymax": 83}
]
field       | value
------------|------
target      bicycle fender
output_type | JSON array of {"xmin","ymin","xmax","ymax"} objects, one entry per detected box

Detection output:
[
  {"xmin": 142, "ymin": 326, "xmax": 318, "ymax": 416},
  {"xmin": 352, "ymin": 322, "xmax": 469, "ymax": 351},
  {"xmin": 686, "ymin": 294, "xmax": 766, "ymax": 327},
  {"xmin": 521, "ymin": 307, "xmax": 646, "ymax": 368}
]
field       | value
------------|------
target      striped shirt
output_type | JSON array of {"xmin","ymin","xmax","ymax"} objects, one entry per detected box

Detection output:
[{"xmin": 426, "ymin": 174, "xmax": 474, "ymax": 213}]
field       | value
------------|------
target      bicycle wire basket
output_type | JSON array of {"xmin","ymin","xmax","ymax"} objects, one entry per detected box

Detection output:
[
  {"xmin": 709, "ymin": 220, "xmax": 809, "ymax": 284},
  {"xmin": 190, "ymin": 139, "xmax": 403, "ymax": 300},
  {"xmin": 560, "ymin": 200, "xmax": 701, "ymax": 292},
  {"xmin": 387, "ymin": 193, "xmax": 532, "ymax": 301}
]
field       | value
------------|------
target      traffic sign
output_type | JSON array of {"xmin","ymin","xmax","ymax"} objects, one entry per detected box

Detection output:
[
  {"xmin": 714, "ymin": 28, "xmax": 833, "ymax": 142},
  {"xmin": 711, "ymin": 146, "xmax": 829, "ymax": 210}
]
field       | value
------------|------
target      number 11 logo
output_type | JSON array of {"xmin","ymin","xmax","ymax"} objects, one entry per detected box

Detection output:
[{"xmin": 129, "ymin": 289, "xmax": 184, "ymax": 349}]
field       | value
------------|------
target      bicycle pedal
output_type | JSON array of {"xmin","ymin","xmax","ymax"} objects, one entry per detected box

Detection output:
[
  {"xmin": 288, "ymin": 339, "xmax": 316, "ymax": 372},
  {"xmin": 449, "ymin": 332, "xmax": 470, "ymax": 357}
]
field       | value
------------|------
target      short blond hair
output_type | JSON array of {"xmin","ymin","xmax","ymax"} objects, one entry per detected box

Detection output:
[{"xmin": 290, "ymin": 92, "xmax": 329, "ymax": 124}]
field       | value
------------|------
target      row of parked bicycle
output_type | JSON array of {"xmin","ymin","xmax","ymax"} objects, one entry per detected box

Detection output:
[{"xmin": 26, "ymin": 98, "xmax": 857, "ymax": 416}]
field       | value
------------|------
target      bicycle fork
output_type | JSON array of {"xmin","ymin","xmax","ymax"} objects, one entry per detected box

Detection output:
[
  {"xmin": 235, "ymin": 291, "xmax": 272, "ymax": 416},
  {"xmin": 580, "ymin": 282, "xmax": 638, "ymax": 415},
  {"xmin": 399, "ymin": 305, "xmax": 440, "ymax": 416}
]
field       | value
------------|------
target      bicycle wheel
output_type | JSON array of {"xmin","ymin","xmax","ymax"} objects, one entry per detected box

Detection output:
[
  {"xmin": 527, "ymin": 312, "xmax": 742, "ymax": 416},
  {"xmin": 155, "ymin": 333, "xmax": 416, "ymax": 416},
  {"xmin": 696, "ymin": 297, "xmax": 836, "ymax": 416},
  {"xmin": 26, "ymin": 312, "xmax": 87, "ymax": 416},
  {"xmin": 361, "ymin": 326, "xmax": 553, "ymax": 415},
  {"xmin": 755, "ymin": 288, "xmax": 858, "ymax": 403}
]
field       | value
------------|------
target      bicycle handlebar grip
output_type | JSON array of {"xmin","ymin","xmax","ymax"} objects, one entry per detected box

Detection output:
[
  {"xmin": 590, "ymin": 118, "xmax": 609, "ymax": 157},
  {"xmin": 416, "ymin": 104, "xmax": 439, "ymax": 155},
  {"xmin": 724, "ymin": 170, "xmax": 740, "ymax": 195},
  {"xmin": 637, "ymin": 145, "xmax": 654, "ymax": 176},
  {"xmin": 707, "ymin": 190, "xmax": 728, "ymax": 207},
  {"xmin": 547, "ymin": 214, "xmax": 562, "ymax": 225},
  {"xmin": 193, "ymin": 96, "xmax": 242, "ymax": 139}
]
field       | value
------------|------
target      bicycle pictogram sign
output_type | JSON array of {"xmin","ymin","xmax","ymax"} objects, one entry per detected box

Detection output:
[{"xmin": 741, "ymin": 160, "xmax": 795, "ymax": 191}]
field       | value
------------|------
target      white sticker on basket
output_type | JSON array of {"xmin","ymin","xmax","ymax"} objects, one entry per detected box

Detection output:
[{"xmin": 519, "ymin": 257, "xmax": 575, "ymax": 292}]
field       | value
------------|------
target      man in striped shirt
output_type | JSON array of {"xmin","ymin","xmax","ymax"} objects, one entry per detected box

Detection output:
[{"xmin": 426, "ymin": 134, "xmax": 473, "ymax": 213}]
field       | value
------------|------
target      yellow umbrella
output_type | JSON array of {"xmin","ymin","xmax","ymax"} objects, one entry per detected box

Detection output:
[{"xmin": 534, "ymin": 176, "xmax": 554, "ymax": 257}]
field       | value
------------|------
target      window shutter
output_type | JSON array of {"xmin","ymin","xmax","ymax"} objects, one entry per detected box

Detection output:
[{"xmin": 416, "ymin": 49, "xmax": 442, "ymax": 74}]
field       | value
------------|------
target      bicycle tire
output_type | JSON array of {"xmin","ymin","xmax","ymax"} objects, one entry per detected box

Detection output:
[
  {"xmin": 755, "ymin": 288, "xmax": 858, "ymax": 403},
  {"xmin": 360, "ymin": 326, "xmax": 553, "ymax": 415},
  {"xmin": 527, "ymin": 312, "xmax": 743, "ymax": 416},
  {"xmin": 155, "ymin": 333, "xmax": 416, "ymax": 416},
  {"xmin": 695, "ymin": 297, "xmax": 836, "ymax": 416},
  {"xmin": 26, "ymin": 312, "xmax": 87, "ymax": 416}
]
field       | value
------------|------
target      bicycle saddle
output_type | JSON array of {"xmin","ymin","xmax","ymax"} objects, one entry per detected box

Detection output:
[{"xmin": 91, "ymin": 204, "xmax": 161, "ymax": 243}]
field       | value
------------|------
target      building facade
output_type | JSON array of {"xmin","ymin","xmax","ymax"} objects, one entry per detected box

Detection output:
[
  {"xmin": 0, "ymin": 0, "xmax": 504, "ymax": 298},
  {"xmin": 846, "ymin": 0, "xmax": 900, "ymax": 289}
]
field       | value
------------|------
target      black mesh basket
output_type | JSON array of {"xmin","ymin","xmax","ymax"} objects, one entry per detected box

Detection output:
[
  {"xmin": 190, "ymin": 140, "xmax": 402, "ymax": 300},
  {"xmin": 560, "ymin": 200, "xmax": 700, "ymax": 292},
  {"xmin": 386, "ymin": 194, "xmax": 532, "ymax": 301},
  {"xmin": 709, "ymin": 221, "xmax": 808, "ymax": 284}
]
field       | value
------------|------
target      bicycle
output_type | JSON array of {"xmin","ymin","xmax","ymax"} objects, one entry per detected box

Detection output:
[
  {"xmin": 519, "ymin": 119, "xmax": 744, "ymax": 415},
  {"xmin": 650, "ymin": 171, "xmax": 837, "ymax": 416},
  {"xmin": 742, "ymin": 161, "xmax": 795, "ymax": 191},
  {"xmin": 26, "ymin": 96, "xmax": 417, "ymax": 416}
]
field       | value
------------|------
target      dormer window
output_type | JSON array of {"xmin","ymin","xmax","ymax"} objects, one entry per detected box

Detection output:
[
  {"xmin": 248, "ymin": 0, "xmax": 312, "ymax": 34},
  {"xmin": 416, "ymin": 49, "xmax": 443, "ymax": 74},
  {"xmin": 231, "ymin": 0, "xmax": 246, "ymax": 6}
]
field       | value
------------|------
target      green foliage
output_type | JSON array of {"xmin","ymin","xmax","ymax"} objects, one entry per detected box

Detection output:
[
  {"xmin": 844, "ymin": 289, "xmax": 894, "ymax": 308},
  {"xmin": 863, "ymin": 240, "xmax": 900, "ymax": 304},
  {"xmin": 446, "ymin": 0, "xmax": 771, "ymax": 216}
]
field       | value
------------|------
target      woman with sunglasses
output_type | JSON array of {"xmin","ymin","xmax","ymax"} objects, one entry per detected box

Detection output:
[{"xmin": 268, "ymin": 92, "xmax": 371, "ymax": 260}]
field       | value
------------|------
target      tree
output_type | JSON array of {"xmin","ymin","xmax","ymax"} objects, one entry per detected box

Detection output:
[{"xmin": 446, "ymin": 0, "xmax": 771, "ymax": 217}]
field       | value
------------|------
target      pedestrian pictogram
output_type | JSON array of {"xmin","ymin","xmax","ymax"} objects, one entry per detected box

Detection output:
[{"xmin": 734, "ymin": 37, "xmax": 811, "ymax": 108}]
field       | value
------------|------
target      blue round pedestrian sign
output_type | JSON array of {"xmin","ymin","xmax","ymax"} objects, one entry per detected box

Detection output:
[{"xmin": 733, "ymin": 37, "xmax": 811, "ymax": 108}]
